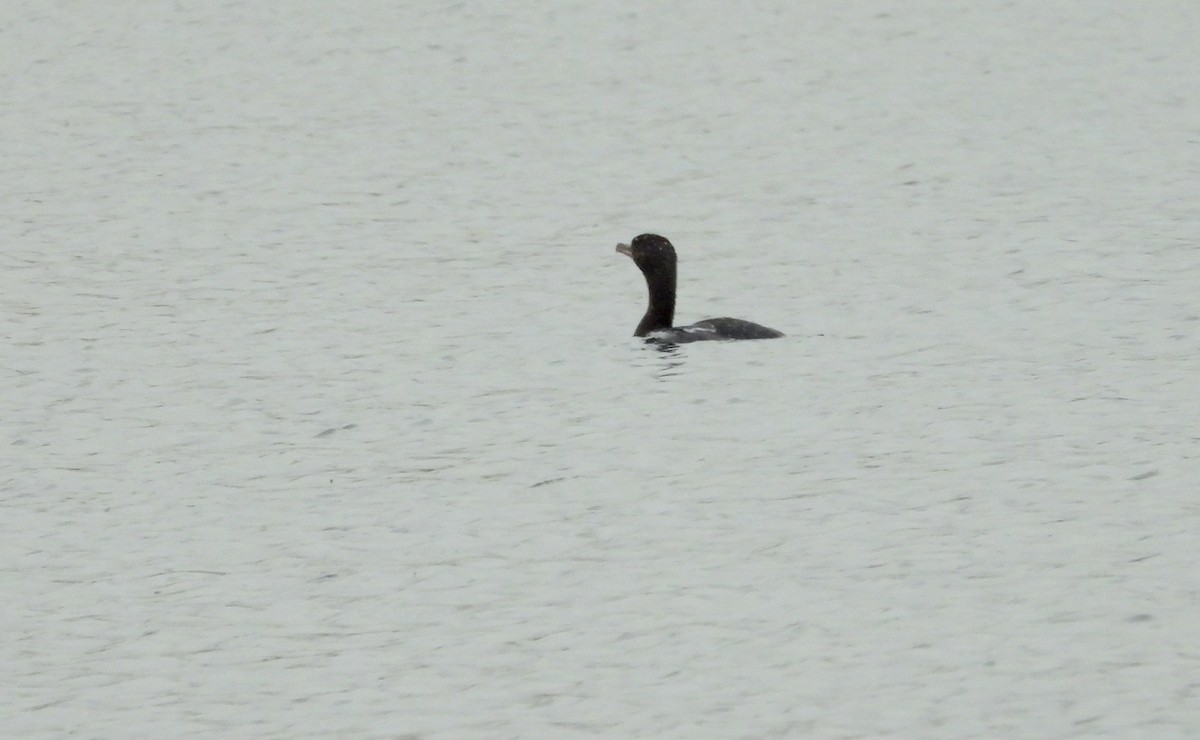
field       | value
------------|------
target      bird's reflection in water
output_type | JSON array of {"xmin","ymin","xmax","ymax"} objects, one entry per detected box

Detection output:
[{"xmin": 631, "ymin": 340, "xmax": 686, "ymax": 380}]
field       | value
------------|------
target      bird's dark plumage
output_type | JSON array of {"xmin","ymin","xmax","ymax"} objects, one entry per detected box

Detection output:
[{"xmin": 616, "ymin": 234, "xmax": 783, "ymax": 344}]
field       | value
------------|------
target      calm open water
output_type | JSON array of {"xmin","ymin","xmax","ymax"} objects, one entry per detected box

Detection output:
[{"xmin": 3, "ymin": 1, "xmax": 1199, "ymax": 737}]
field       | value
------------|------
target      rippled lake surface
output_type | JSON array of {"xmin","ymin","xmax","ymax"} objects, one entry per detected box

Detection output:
[{"xmin": 4, "ymin": 1, "xmax": 1199, "ymax": 737}]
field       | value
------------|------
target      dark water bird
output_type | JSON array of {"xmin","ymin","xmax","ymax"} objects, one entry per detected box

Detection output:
[{"xmin": 616, "ymin": 233, "xmax": 784, "ymax": 344}]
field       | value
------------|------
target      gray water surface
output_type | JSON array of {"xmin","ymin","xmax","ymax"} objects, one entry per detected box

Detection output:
[{"xmin": 3, "ymin": 2, "xmax": 1199, "ymax": 737}]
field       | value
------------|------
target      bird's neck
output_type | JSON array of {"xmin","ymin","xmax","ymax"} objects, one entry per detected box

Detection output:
[{"xmin": 635, "ymin": 265, "xmax": 676, "ymax": 336}]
